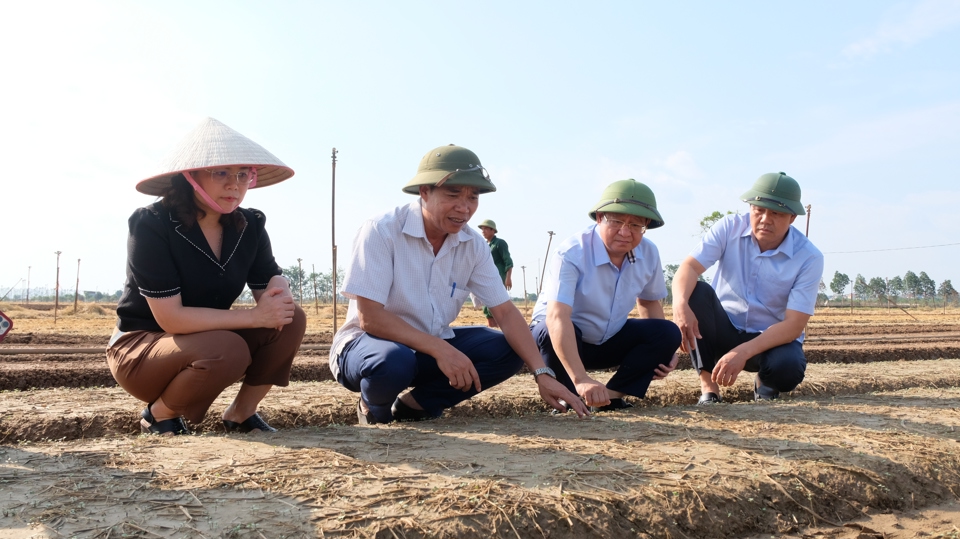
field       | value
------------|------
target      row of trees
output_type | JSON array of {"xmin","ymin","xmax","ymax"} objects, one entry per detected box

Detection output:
[
  {"xmin": 281, "ymin": 265, "xmax": 345, "ymax": 304},
  {"xmin": 828, "ymin": 270, "xmax": 958, "ymax": 306}
]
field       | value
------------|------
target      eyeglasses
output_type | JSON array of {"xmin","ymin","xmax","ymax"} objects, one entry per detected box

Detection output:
[
  {"xmin": 435, "ymin": 164, "xmax": 490, "ymax": 187},
  {"xmin": 206, "ymin": 168, "xmax": 253, "ymax": 185},
  {"xmin": 602, "ymin": 214, "xmax": 647, "ymax": 234}
]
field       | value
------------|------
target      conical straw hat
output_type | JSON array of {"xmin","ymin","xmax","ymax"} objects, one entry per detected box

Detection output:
[{"xmin": 136, "ymin": 117, "xmax": 294, "ymax": 196}]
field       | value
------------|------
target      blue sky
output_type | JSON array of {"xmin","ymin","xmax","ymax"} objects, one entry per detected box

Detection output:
[{"xmin": 1, "ymin": 1, "xmax": 958, "ymax": 298}]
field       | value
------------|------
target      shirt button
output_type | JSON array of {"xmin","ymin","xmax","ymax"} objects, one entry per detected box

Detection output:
[{"xmin": 219, "ymin": 272, "xmax": 224, "ymax": 277}]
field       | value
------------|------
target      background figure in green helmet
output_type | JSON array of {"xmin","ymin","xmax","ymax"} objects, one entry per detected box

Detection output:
[
  {"xmin": 477, "ymin": 219, "xmax": 513, "ymax": 328},
  {"xmin": 330, "ymin": 144, "xmax": 589, "ymax": 424},
  {"xmin": 530, "ymin": 179, "xmax": 683, "ymax": 412},
  {"xmin": 672, "ymin": 172, "xmax": 824, "ymax": 404}
]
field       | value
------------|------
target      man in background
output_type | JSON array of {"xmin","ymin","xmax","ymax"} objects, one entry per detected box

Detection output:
[{"xmin": 477, "ymin": 219, "xmax": 513, "ymax": 328}]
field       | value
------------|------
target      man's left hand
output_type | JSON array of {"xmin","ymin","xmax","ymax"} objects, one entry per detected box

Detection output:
[
  {"xmin": 652, "ymin": 352, "xmax": 679, "ymax": 380},
  {"xmin": 711, "ymin": 350, "xmax": 748, "ymax": 387},
  {"xmin": 536, "ymin": 376, "xmax": 589, "ymax": 418}
]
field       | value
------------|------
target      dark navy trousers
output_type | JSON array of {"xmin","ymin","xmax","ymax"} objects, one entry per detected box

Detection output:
[
  {"xmin": 688, "ymin": 281, "xmax": 806, "ymax": 392},
  {"xmin": 530, "ymin": 317, "xmax": 682, "ymax": 399},
  {"xmin": 336, "ymin": 327, "xmax": 524, "ymax": 423}
]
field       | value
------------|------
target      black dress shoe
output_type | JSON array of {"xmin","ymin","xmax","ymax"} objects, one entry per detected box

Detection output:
[
  {"xmin": 223, "ymin": 412, "xmax": 277, "ymax": 433},
  {"xmin": 391, "ymin": 398, "xmax": 435, "ymax": 422},
  {"xmin": 140, "ymin": 405, "xmax": 191, "ymax": 435},
  {"xmin": 754, "ymin": 376, "xmax": 780, "ymax": 401},
  {"xmin": 590, "ymin": 398, "xmax": 634, "ymax": 413},
  {"xmin": 357, "ymin": 398, "xmax": 377, "ymax": 425},
  {"xmin": 697, "ymin": 392, "xmax": 723, "ymax": 405}
]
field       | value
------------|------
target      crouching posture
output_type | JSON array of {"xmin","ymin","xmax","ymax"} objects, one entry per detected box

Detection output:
[
  {"xmin": 531, "ymin": 179, "xmax": 682, "ymax": 411},
  {"xmin": 330, "ymin": 144, "xmax": 589, "ymax": 424},
  {"xmin": 107, "ymin": 118, "xmax": 306, "ymax": 435},
  {"xmin": 672, "ymin": 172, "xmax": 823, "ymax": 403}
]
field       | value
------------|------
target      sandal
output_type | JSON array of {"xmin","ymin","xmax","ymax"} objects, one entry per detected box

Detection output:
[
  {"xmin": 391, "ymin": 397, "xmax": 435, "ymax": 422},
  {"xmin": 223, "ymin": 412, "xmax": 277, "ymax": 433},
  {"xmin": 697, "ymin": 392, "xmax": 723, "ymax": 405},
  {"xmin": 140, "ymin": 405, "xmax": 191, "ymax": 435}
]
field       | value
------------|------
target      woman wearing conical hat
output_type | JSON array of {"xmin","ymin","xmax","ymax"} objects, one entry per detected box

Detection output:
[{"xmin": 107, "ymin": 118, "xmax": 306, "ymax": 435}]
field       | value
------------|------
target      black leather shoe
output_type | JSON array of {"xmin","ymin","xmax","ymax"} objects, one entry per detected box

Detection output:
[
  {"xmin": 223, "ymin": 412, "xmax": 277, "ymax": 433},
  {"xmin": 140, "ymin": 405, "xmax": 190, "ymax": 435},
  {"xmin": 590, "ymin": 398, "xmax": 634, "ymax": 413},
  {"xmin": 697, "ymin": 392, "xmax": 723, "ymax": 405},
  {"xmin": 357, "ymin": 398, "xmax": 377, "ymax": 425},
  {"xmin": 754, "ymin": 376, "xmax": 780, "ymax": 401},
  {"xmin": 391, "ymin": 398, "xmax": 435, "ymax": 422}
]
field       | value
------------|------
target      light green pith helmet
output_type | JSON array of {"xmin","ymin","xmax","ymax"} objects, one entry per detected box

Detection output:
[
  {"xmin": 588, "ymin": 179, "xmax": 665, "ymax": 229},
  {"xmin": 402, "ymin": 144, "xmax": 497, "ymax": 195},
  {"xmin": 478, "ymin": 219, "xmax": 497, "ymax": 232},
  {"xmin": 740, "ymin": 172, "xmax": 805, "ymax": 215}
]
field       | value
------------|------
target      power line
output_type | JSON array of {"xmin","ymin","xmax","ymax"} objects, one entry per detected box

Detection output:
[{"xmin": 824, "ymin": 242, "xmax": 960, "ymax": 255}]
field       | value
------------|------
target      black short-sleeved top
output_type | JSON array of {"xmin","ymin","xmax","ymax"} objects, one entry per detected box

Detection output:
[{"xmin": 116, "ymin": 202, "xmax": 283, "ymax": 332}]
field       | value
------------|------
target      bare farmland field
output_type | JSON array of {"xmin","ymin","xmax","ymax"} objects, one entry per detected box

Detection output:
[{"xmin": 2, "ymin": 302, "xmax": 960, "ymax": 538}]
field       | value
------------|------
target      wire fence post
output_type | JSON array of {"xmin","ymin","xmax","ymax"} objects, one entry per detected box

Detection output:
[
  {"xmin": 538, "ymin": 232, "xmax": 555, "ymax": 296},
  {"xmin": 74, "ymin": 259, "xmax": 80, "ymax": 312},
  {"xmin": 332, "ymin": 147, "xmax": 339, "ymax": 333},
  {"xmin": 312, "ymin": 263, "xmax": 319, "ymax": 315},
  {"xmin": 54, "ymin": 251, "xmax": 62, "ymax": 324},
  {"xmin": 296, "ymin": 258, "xmax": 304, "ymax": 305},
  {"xmin": 804, "ymin": 204, "xmax": 812, "ymax": 237}
]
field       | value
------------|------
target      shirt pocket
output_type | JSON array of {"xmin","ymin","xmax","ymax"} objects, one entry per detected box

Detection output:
[
  {"xmin": 755, "ymin": 262, "xmax": 794, "ymax": 315},
  {"xmin": 434, "ymin": 285, "xmax": 472, "ymax": 326}
]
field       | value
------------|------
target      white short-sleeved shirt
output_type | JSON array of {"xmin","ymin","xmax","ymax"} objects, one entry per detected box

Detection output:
[
  {"xmin": 531, "ymin": 225, "xmax": 667, "ymax": 345},
  {"xmin": 329, "ymin": 201, "xmax": 510, "ymax": 377},
  {"xmin": 691, "ymin": 213, "xmax": 824, "ymax": 340}
]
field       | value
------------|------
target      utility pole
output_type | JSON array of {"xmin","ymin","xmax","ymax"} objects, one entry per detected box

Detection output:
[
  {"xmin": 296, "ymin": 258, "xmax": 304, "ymax": 305},
  {"xmin": 520, "ymin": 265, "xmax": 528, "ymax": 315},
  {"xmin": 54, "ymin": 251, "xmax": 62, "ymax": 324},
  {"xmin": 74, "ymin": 259, "xmax": 81, "ymax": 312},
  {"xmin": 331, "ymin": 147, "xmax": 339, "ymax": 333},
  {"xmin": 538, "ymin": 231, "xmax": 555, "ymax": 296},
  {"xmin": 26, "ymin": 266, "xmax": 30, "ymax": 305},
  {"xmin": 804, "ymin": 204, "xmax": 812, "ymax": 237},
  {"xmin": 312, "ymin": 264, "xmax": 320, "ymax": 315}
]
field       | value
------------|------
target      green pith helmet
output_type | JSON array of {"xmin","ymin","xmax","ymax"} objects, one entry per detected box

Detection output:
[
  {"xmin": 478, "ymin": 219, "xmax": 497, "ymax": 232},
  {"xmin": 402, "ymin": 144, "xmax": 497, "ymax": 195},
  {"xmin": 588, "ymin": 179, "xmax": 665, "ymax": 229},
  {"xmin": 740, "ymin": 172, "xmax": 805, "ymax": 215}
]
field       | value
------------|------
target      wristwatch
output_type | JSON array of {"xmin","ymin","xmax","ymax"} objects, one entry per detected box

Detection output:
[{"xmin": 532, "ymin": 367, "xmax": 557, "ymax": 380}]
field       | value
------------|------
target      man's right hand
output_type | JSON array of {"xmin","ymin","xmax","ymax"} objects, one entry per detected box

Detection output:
[
  {"xmin": 672, "ymin": 301, "xmax": 701, "ymax": 354},
  {"xmin": 434, "ymin": 342, "xmax": 482, "ymax": 392},
  {"xmin": 575, "ymin": 377, "xmax": 611, "ymax": 408}
]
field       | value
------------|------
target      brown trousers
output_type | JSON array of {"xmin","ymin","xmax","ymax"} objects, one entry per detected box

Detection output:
[{"xmin": 106, "ymin": 306, "xmax": 306, "ymax": 424}]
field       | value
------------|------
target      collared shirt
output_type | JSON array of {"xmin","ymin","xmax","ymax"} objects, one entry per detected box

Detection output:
[
  {"xmin": 116, "ymin": 202, "xmax": 282, "ymax": 332},
  {"xmin": 329, "ymin": 201, "xmax": 511, "ymax": 377},
  {"xmin": 531, "ymin": 225, "xmax": 667, "ymax": 345},
  {"xmin": 691, "ymin": 213, "xmax": 824, "ymax": 339},
  {"xmin": 488, "ymin": 235, "xmax": 513, "ymax": 282}
]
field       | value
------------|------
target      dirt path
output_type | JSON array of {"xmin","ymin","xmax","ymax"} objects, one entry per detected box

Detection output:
[{"xmin": 3, "ymin": 360, "xmax": 960, "ymax": 538}]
